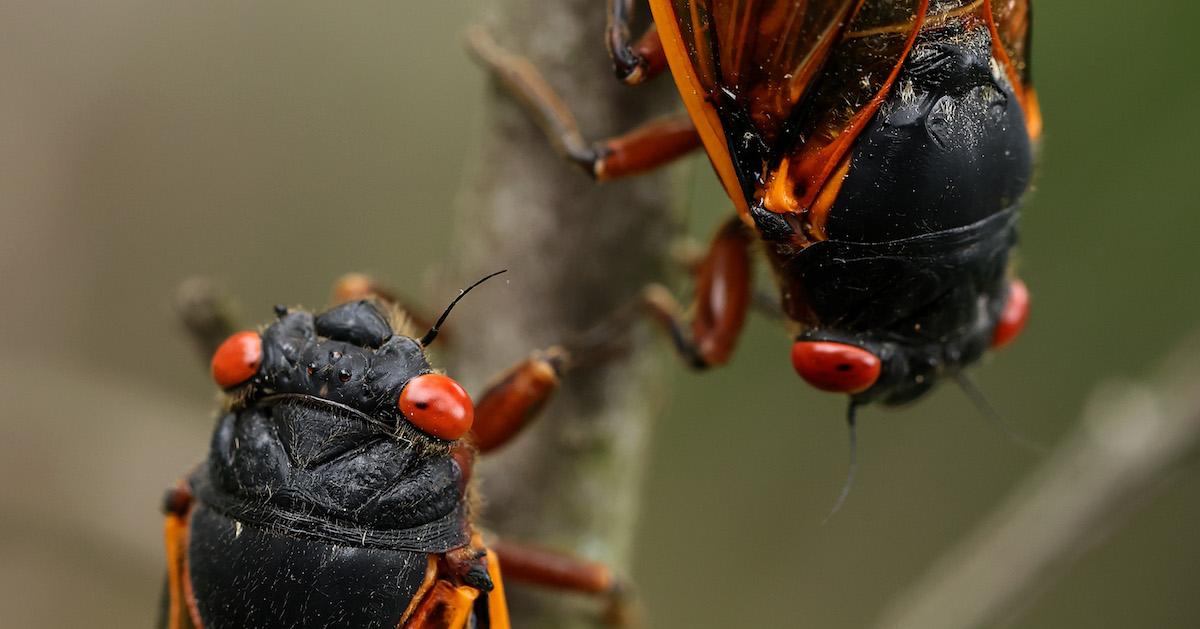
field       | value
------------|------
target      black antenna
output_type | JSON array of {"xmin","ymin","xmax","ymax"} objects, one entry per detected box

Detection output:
[
  {"xmin": 420, "ymin": 269, "xmax": 508, "ymax": 347},
  {"xmin": 954, "ymin": 372, "xmax": 1046, "ymax": 455},
  {"xmin": 823, "ymin": 400, "xmax": 859, "ymax": 525}
]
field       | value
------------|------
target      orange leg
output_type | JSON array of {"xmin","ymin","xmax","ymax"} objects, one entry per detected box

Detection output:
[
  {"xmin": 490, "ymin": 539, "xmax": 635, "ymax": 626},
  {"xmin": 643, "ymin": 217, "xmax": 754, "ymax": 368},
  {"xmin": 469, "ymin": 347, "xmax": 569, "ymax": 454},
  {"xmin": 607, "ymin": 0, "xmax": 667, "ymax": 85},
  {"xmin": 466, "ymin": 27, "xmax": 700, "ymax": 181}
]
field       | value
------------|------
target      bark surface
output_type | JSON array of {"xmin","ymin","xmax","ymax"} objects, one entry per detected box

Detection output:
[{"xmin": 448, "ymin": 2, "xmax": 679, "ymax": 626}]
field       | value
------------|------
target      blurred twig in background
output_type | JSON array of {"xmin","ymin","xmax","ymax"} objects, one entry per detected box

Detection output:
[
  {"xmin": 874, "ymin": 332, "xmax": 1200, "ymax": 629},
  {"xmin": 446, "ymin": 1, "xmax": 678, "ymax": 627},
  {"xmin": 174, "ymin": 277, "xmax": 239, "ymax": 362}
]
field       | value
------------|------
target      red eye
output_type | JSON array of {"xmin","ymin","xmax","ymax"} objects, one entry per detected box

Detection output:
[
  {"xmin": 791, "ymin": 341, "xmax": 881, "ymax": 394},
  {"xmin": 211, "ymin": 331, "xmax": 262, "ymax": 389},
  {"xmin": 398, "ymin": 374, "xmax": 474, "ymax": 440},
  {"xmin": 992, "ymin": 279, "xmax": 1030, "ymax": 349}
]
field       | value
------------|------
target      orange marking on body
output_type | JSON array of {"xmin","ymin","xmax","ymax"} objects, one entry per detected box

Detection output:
[
  {"xmin": 649, "ymin": 0, "xmax": 749, "ymax": 219},
  {"xmin": 1023, "ymin": 87, "xmax": 1043, "ymax": 141},
  {"xmin": 403, "ymin": 581, "xmax": 479, "ymax": 629},
  {"xmin": 807, "ymin": 154, "xmax": 852, "ymax": 241},
  {"xmin": 763, "ymin": 157, "xmax": 801, "ymax": 215},
  {"xmin": 484, "ymin": 549, "xmax": 511, "ymax": 629},
  {"xmin": 789, "ymin": 0, "xmax": 928, "ymax": 215},
  {"xmin": 983, "ymin": 0, "xmax": 1031, "ymax": 113},
  {"xmin": 179, "ymin": 513, "xmax": 204, "ymax": 629},
  {"xmin": 398, "ymin": 555, "xmax": 440, "ymax": 626},
  {"xmin": 163, "ymin": 514, "xmax": 187, "ymax": 629}
]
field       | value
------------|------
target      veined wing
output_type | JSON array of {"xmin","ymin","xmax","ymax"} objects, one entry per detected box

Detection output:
[
  {"xmin": 987, "ymin": 0, "xmax": 1039, "ymax": 138},
  {"xmin": 988, "ymin": 0, "xmax": 1032, "ymax": 86},
  {"xmin": 649, "ymin": 0, "xmax": 859, "ymax": 215},
  {"xmin": 760, "ymin": 0, "xmax": 928, "ymax": 226}
]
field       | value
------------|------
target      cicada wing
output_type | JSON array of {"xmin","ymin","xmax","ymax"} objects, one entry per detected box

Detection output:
[
  {"xmin": 774, "ymin": 0, "xmax": 928, "ymax": 218},
  {"xmin": 988, "ymin": 0, "xmax": 1033, "ymax": 86},
  {"xmin": 986, "ymin": 0, "xmax": 1039, "ymax": 139},
  {"xmin": 649, "ymin": 0, "xmax": 858, "ymax": 215}
]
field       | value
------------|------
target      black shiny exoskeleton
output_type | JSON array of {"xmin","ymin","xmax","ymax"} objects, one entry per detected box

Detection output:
[
  {"xmin": 164, "ymin": 301, "xmax": 480, "ymax": 628},
  {"xmin": 162, "ymin": 286, "xmax": 629, "ymax": 628},
  {"xmin": 768, "ymin": 15, "xmax": 1034, "ymax": 404}
]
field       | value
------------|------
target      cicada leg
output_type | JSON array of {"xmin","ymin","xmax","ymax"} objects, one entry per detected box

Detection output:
[
  {"xmin": 464, "ymin": 335, "xmax": 643, "ymax": 457},
  {"xmin": 490, "ymin": 539, "xmax": 637, "ymax": 627},
  {"xmin": 644, "ymin": 216, "xmax": 754, "ymax": 369},
  {"xmin": 466, "ymin": 27, "xmax": 700, "ymax": 181},
  {"xmin": 448, "ymin": 344, "xmax": 571, "ymax": 493},
  {"xmin": 442, "ymin": 353, "xmax": 635, "ymax": 625},
  {"xmin": 608, "ymin": 0, "xmax": 667, "ymax": 85},
  {"xmin": 467, "ymin": 346, "xmax": 568, "ymax": 454},
  {"xmin": 668, "ymin": 236, "xmax": 784, "ymax": 321}
]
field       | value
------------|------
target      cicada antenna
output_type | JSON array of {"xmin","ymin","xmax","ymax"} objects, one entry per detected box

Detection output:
[
  {"xmin": 420, "ymin": 269, "xmax": 508, "ymax": 347},
  {"xmin": 822, "ymin": 400, "xmax": 859, "ymax": 525},
  {"xmin": 954, "ymin": 372, "xmax": 1046, "ymax": 455}
]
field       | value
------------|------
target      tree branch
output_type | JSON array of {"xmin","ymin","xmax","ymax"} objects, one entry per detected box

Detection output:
[
  {"xmin": 873, "ymin": 331, "xmax": 1200, "ymax": 629},
  {"xmin": 448, "ymin": 2, "xmax": 677, "ymax": 626}
]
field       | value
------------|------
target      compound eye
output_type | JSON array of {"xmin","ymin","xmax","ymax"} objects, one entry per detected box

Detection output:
[
  {"xmin": 991, "ymin": 279, "xmax": 1030, "ymax": 349},
  {"xmin": 791, "ymin": 341, "xmax": 881, "ymax": 394},
  {"xmin": 398, "ymin": 374, "xmax": 474, "ymax": 440},
  {"xmin": 211, "ymin": 331, "xmax": 263, "ymax": 389}
]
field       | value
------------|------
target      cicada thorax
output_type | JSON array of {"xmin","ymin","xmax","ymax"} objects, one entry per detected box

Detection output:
[
  {"xmin": 750, "ymin": 0, "xmax": 1035, "ymax": 403},
  {"xmin": 165, "ymin": 278, "xmax": 629, "ymax": 627},
  {"xmin": 168, "ymin": 301, "xmax": 491, "ymax": 627}
]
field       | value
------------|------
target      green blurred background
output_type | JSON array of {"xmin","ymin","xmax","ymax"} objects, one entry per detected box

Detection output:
[{"xmin": 2, "ymin": 2, "xmax": 1198, "ymax": 627}]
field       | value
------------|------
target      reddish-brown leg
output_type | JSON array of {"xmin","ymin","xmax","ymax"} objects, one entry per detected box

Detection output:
[
  {"xmin": 594, "ymin": 115, "xmax": 698, "ymax": 179},
  {"xmin": 644, "ymin": 216, "xmax": 754, "ymax": 369},
  {"xmin": 607, "ymin": 0, "xmax": 667, "ymax": 85},
  {"xmin": 466, "ymin": 27, "xmax": 700, "ymax": 181},
  {"xmin": 669, "ymin": 237, "xmax": 785, "ymax": 321},
  {"xmin": 490, "ymin": 539, "xmax": 635, "ymax": 626},
  {"xmin": 468, "ymin": 347, "xmax": 569, "ymax": 454}
]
